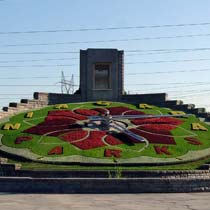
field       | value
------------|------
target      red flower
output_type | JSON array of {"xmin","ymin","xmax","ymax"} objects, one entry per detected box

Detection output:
[
  {"xmin": 130, "ymin": 128, "xmax": 176, "ymax": 145},
  {"xmin": 131, "ymin": 117, "xmax": 183, "ymax": 126},
  {"xmin": 124, "ymin": 110, "xmax": 145, "ymax": 115},
  {"xmin": 48, "ymin": 146, "xmax": 63, "ymax": 155},
  {"xmin": 48, "ymin": 110, "xmax": 87, "ymax": 120},
  {"xmin": 61, "ymin": 130, "xmax": 88, "ymax": 142},
  {"xmin": 93, "ymin": 108, "xmax": 108, "ymax": 115},
  {"xmin": 15, "ymin": 136, "xmax": 33, "ymax": 144},
  {"xmin": 67, "ymin": 131, "xmax": 106, "ymax": 150},
  {"xmin": 74, "ymin": 109, "xmax": 99, "ymax": 116},
  {"xmin": 107, "ymin": 107, "xmax": 131, "ymax": 115},
  {"xmin": 184, "ymin": 137, "xmax": 202, "ymax": 145},
  {"xmin": 104, "ymin": 149, "xmax": 122, "ymax": 158},
  {"xmin": 154, "ymin": 145, "xmax": 171, "ymax": 155},
  {"xmin": 105, "ymin": 135, "xmax": 123, "ymax": 145}
]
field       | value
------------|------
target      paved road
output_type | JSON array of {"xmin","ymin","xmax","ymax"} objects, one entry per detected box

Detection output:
[{"xmin": 0, "ymin": 193, "xmax": 210, "ymax": 210}]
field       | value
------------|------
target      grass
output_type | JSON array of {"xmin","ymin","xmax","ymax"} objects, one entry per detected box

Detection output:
[{"xmin": 6, "ymin": 156, "xmax": 210, "ymax": 170}]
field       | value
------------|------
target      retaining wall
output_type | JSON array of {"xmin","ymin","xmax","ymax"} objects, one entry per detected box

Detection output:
[{"xmin": 0, "ymin": 176, "xmax": 210, "ymax": 193}]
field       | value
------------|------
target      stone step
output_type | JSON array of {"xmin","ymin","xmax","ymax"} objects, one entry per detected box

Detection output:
[
  {"xmin": 165, "ymin": 100, "xmax": 183, "ymax": 106},
  {"xmin": 197, "ymin": 112, "xmax": 210, "ymax": 118},
  {"xmin": 0, "ymin": 158, "xmax": 8, "ymax": 164},
  {"xmin": 190, "ymin": 108, "xmax": 206, "ymax": 115},
  {"xmin": 199, "ymin": 164, "xmax": 210, "ymax": 170},
  {"xmin": 9, "ymin": 102, "xmax": 34, "ymax": 110},
  {"xmin": 2, "ymin": 107, "xmax": 19, "ymax": 113},
  {"xmin": 21, "ymin": 99, "xmax": 48, "ymax": 106},
  {"xmin": 173, "ymin": 104, "xmax": 195, "ymax": 112},
  {"xmin": 0, "ymin": 111, "xmax": 10, "ymax": 117}
]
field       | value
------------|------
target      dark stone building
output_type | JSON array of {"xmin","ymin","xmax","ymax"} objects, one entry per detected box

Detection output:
[{"xmin": 80, "ymin": 48, "xmax": 124, "ymax": 101}]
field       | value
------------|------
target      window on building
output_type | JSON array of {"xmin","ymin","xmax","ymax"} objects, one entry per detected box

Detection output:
[{"xmin": 94, "ymin": 63, "xmax": 111, "ymax": 89}]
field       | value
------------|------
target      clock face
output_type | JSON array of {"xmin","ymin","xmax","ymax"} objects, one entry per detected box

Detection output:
[{"xmin": 0, "ymin": 102, "xmax": 210, "ymax": 165}]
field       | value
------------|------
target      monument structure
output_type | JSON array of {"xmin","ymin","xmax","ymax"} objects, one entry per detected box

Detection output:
[{"xmin": 80, "ymin": 48, "xmax": 124, "ymax": 101}]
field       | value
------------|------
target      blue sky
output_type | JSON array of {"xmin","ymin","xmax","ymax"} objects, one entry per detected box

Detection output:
[{"xmin": 0, "ymin": 0, "xmax": 210, "ymax": 110}]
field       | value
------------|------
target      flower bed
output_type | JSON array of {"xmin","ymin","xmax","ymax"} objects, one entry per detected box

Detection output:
[
  {"xmin": 92, "ymin": 108, "xmax": 108, "ymax": 115},
  {"xmin": 104, "ymin": 149, "xmax": 122, "ymax": 158},
  {"xmin": 40, "ymin": 116, "xmax": 76, "ymax": 126},
  {"xmin": 67, "ymin": 131, "xmax": 106, "ymax": 150},
  {"xmin": 61, "ymin": 130, "xmax": 88, "ymax": 142},
  {"xmin": 131, "ymin": 117, "xmax": 183, "ymax": 126},
  {"xmin": 104, "ymin": 135, "xmax": 123, "ymax": 145},
  {"xmin": 107, "ymin": 107, "xmax": 132, "ymax": 115},
  {"xmin": 74, "ymin": 109, "xmax": 99, "ymax": 116},
  {"xmin": 184, "ymin": 137, "xmax": 202, "ymax": 145},
  {"xmin": 24, "ymin": 111, "xmax": 83, "ymax": 136},
  {"xmin": 48, "ymin": 146, "xmax": 63, "ymax": 155},
  {"xmin": 123, "ymin": 110, "xmax": 145, "ymax": 115},
  {"xmin": 24, "ymin": 125, "xmax": 71, "ymax": 136},
  {"xmin": 154, "ymin": 146, "xmax": 171, "ymax": 155},
  {"xmin": 130, "ymin": 128, "xmax": 176, "ymax": 145},
  {"xmin": 48, "ymin": 110, "xmax": 87, "ymax": 120},
  {"xmin": 15, "ymin": 136, "xmax": 33, "ymax": 144},
  {"xmin": 138, "ymin": 124, "xmax": 177, "ymax": 134}
]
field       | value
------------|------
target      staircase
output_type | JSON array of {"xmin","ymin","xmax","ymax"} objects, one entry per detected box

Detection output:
[
  {"xmin": 165, "ymin": 100, "xmax": 210, "ymax": 122},
  {"xmin": 0, "ymin": 93, "xmax": 49, "ymax": 120}
]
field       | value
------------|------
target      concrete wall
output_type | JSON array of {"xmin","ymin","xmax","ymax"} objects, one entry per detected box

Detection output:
[
  {"xmin": 0, "ymin": 176, "xmax": 210, "ymax": 193},
  {"xmin": 1, "ymin": 163, "xmax": 210, "ymax": 193},
  {"xmin": 121, "ymin": 93, "xmax": 168, "ymax": 106}
]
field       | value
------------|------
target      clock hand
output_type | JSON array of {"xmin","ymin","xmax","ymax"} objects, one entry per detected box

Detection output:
[
  {"xmin": 109, "ymin": 121, "xmax": 147, "ymax": 143},
  {"xmin": 111, "ymin": 114, "xmax": 192, "ymax": 119}
]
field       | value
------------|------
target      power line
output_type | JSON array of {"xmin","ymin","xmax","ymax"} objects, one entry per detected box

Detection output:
[
  {"xmin": 2, "ymin": 47, "xmax": 210, "ymax": 56},
  {"xmin": 0, "ymin": 22, "xmax": 210, "ymax": 35},
  {"xmin": 126, "ymin": 68, "xmax": 210, "ymax": 75},
  {"xmin": 1, "ymin": 33, "xmax": 210, "ymax": 47},
  {"xmin": 0, "ymin": 93, "xmax": 32, "ymax": 95},
  {"xmin": 0, "ymin": 82, "xmax": 208, "ymax": 87},
  {"xmin": 0, "ymin": 64, "xmax": 77, "ymax": 68},
  {"xmin": 1, "ymin": 47, "xmax": 210, "ymax": 65},
  {"xmin": 0, "ymin": 58, "xmax": 77, "ymax": 63},
  {"xmin": 125, "ymin": 82, "xmax": 210, "ymax": 86},
  {"xmin": 1, "ymin": 57, "xmax": 210, "ymax": 68},
  {"xmin": 126, "ymin": 58, "xmax": 210, "ymax": 65},
  {"xmin": 127, "ymin": 83, "xmax": 210, "ymax": 92},
  {"xmin": 0, "ymin": 51, "xmax": 78, "ymax": 55},
  {"xmin": 0, "ymin": 84, "xmax": 79, "ymax": 87},
  {"xmin": 0, "ymin": 67, "xmax": 209, "ymax": 78}
]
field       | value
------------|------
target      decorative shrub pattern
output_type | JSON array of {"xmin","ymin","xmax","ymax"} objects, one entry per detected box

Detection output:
[
  {"xmin": 184, "ymin": 137, "xmax": 202, "ymax": 145},
  {"xmin": 48, "ymin": 146, "xmax": 63, "ymax": 155},
  {"xmin": 15, "ymin": 136, "xmax": 33, "ymax": 144},
  {"xmin": 61, "ymin": 130, "xmax": 88, "ymax": 142},
  {"xmin": 130, "ymin": 128, "xmax": 176, "ymax": 145},
  {"xmin": 23, "ymin": 107, "xmax": 185, "ymax": 153},
  {"xmin": 154, "ymin": 145, "xmax": 171, "ymax": 155},
  {"xmin": 92, "ymin": 108, "xmax": 107, "ymax": 115},
  {"xmin": 104, "ymin": 149, "xmax": 122, "ymax": 158},
  {"xmin": 123, "ymin": 110, "xmax": 145, "ymax": 115},
  {"xmin": 105, "ymin": 135, "xmax": 124, "ymax": 145},
  {"xmin": 67, "ymin": 131, "xmax": 106, "ymax": 150},
  {"xmin": 48, "ymin": 110, "xmax": 87, "ymax": 120},
  {"xmin": 131, "ymin": 117, "xmax": 183, "ymax": 126},
  {"xmin": 107, "ymin": 107, "xmax": 131, "ymax": 115},
  {"xmin": 74, "ymin": 109, "xmax": 99, "ymax": 116}
]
